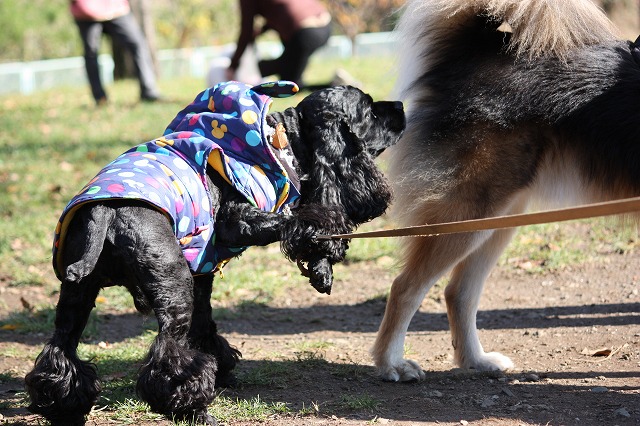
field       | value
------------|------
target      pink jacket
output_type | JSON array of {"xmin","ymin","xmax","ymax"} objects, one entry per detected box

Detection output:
[{"xmin": 70, "ymin": 0, "xmax": 130, "ymax": 21}]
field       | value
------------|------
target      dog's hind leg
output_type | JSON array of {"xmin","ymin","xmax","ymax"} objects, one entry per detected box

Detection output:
[
  {"xmin": 25, "ymin": 278, "xmax": 103, "ymax": 425},
  {"xmin": 371, "ymin": 231, "xmax": 488, "ymax": 382},
  {"xmin": 372, "ymin": 194, "xmax": 529, "ymax": 381},
  {"xmin": 136, "ymin": 279, "xmax": 219, "ymax": 424},
  {"xmin": 188, "ymin": 275, "xmax": 241, "ymax": 388},
  {"xmin": 131, "ymin": 231, "xmax": 218, "ymax": 425},
  {"xmin": 445, "ymin": 227, "xmax": 519, "ymax": 371}
]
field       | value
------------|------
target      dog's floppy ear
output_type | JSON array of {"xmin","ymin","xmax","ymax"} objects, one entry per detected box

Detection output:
[
  {"xmin": 295, "ymin": 86, "xmax": 404, "ymax": 159},
  {"xmin": 290, "ymin": 86, "xmax": 397, "ymax": 223},
  {"xmin": 293, "ymin": 86, "xmax": 371, "ymax": 156}
]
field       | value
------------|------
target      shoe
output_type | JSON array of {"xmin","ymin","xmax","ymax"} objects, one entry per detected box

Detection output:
[
  {"xmin": 330, "ymin": 69, "xmax": 361, "ymax": 87},
  {"xmin": 95, "ymin": 96, "xmax": 109, "ymax": 107},
  {"xmin": 140, "ymin": 94, "xmax": 165, "ymax": 103}
]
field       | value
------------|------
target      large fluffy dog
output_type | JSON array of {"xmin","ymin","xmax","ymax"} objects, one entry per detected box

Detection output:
[
  {"xmin": 371, "ymin": 0, "xmax": 640, "ymax": 381},
  {"xmin": 25, "ymin": 81, "xmax": 405, "ymax": 425}
]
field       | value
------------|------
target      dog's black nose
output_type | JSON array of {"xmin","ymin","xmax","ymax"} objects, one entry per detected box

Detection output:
[{"xmin": 393, "ymin": 101, "xmax": 404, "ymax": 111}]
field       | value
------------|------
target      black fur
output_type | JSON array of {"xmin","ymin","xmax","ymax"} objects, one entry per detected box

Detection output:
[
  {"xmin": 25, "ymin": 85, "xmax": 405, "ymax": 425},
  {"xmin": 412, "ymin": 16, "xmax": 640, "ymax": 196}
]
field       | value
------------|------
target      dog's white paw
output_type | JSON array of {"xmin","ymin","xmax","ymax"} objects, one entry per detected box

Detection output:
[
  {"xmin": 462, "ymin": 351, "xmax": 514, "ymax": 371},
  {"xmin": 378, "ymin": 359, "xmax": 426, "ymax": 382}
]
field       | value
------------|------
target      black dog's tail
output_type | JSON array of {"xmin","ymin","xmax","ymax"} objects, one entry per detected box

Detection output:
[
  {"xmin": 395, "ymin": 0, "xmax": 618, "ymax": 102},
  {"xmin": 63, "ymin": 205, "xmax": 115, "ymax": 284}
]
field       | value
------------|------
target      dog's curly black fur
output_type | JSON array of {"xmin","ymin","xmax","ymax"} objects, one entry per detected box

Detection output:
[{"xmin": 25, "ymin": 85, "xmax": 405, "ymax": 425}]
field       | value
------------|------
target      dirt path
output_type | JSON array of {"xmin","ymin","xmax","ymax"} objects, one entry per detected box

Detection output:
[{"xmin": 1, "ymin": 227, "xmax": 638, "ymax": 425}]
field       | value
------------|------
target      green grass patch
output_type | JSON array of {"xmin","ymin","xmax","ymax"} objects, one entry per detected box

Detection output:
[
  {"xmin": 0, "ymin": 304, "xmax": 99, "ymax": 335},
  {"xmin": 501, "ymin": 220, "xmax": 638, "ymax": 273},
  {"xmin": 106, "ymin": 398, "xmax": 166, "ymax": 424},
  {"xmin": 209, "ymin": 395, "xmax": 290, "ymax": 422},
  {"xmin": 339, "ymin": 393, "xmax": 381, "ymax": 411}
]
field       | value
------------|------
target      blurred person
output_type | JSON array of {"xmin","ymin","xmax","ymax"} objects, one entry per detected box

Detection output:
[
  {"xmin": 227, "ymin": 0, "xmax": 355, "ymax": 90},
  {"xmin": 70, "ymin": 0, "xmax": 162, "ymax": 105}
]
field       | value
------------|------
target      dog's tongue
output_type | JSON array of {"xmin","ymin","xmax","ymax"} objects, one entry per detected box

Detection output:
[{"xmin": 251, "ymin": 81, "xmax": 299, "ymax": 98}]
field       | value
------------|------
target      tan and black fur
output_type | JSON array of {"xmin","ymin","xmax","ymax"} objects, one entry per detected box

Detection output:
[{"xmin": 372, "ymin": 0, "xmax": 640, "ymax": 381}]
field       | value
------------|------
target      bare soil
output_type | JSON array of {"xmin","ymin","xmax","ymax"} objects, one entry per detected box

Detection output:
[{"xmin": 1, "ymin": 224, "xmax": 639, "ymax": 426}]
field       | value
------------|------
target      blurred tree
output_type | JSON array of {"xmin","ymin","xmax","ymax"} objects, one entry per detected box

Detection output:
[
  {"xmin": 0, "ymin": 0, "xmax": 78, "ymax": 62},
  {"xmin": 154, "ymin": 0, "xmax": 238, "ymax": 49},
  {"xmin": 324, "ymin": 0, "xmax": 404, "ymax": 50},
  {"xmin": 598, "ymin": 0, "xmax": 640, "ymax": 39}
]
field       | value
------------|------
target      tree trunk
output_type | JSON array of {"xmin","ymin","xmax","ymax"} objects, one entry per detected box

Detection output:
[{"xmin": 112, "ymin": 0, "xmax": 158, "ymax": 80}]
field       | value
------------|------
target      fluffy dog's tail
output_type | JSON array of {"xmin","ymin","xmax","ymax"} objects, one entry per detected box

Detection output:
[
  {"xmin": 63, "ymin": 205, "xmax": 114, "ymax": 284},
  {"xmin": 395, "ymin": 0, "xmax": 619, "ymax": 101}
]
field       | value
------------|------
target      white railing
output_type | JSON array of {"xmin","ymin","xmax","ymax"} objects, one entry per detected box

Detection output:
[{"xmin": 0, "ymin": 32, "xmax": 398, "ymax": 96}]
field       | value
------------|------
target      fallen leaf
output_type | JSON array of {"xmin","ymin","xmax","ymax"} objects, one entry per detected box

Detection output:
[
  {"xmin": 1, "ymin": 324, "xmax": 19, "ymax": 331},
  {"xmin": 20, "ymin": 297, "xmax": 33, "ymax": 312},
  {"xmin": 581, "ymin": 347, "xmax": 612, "ymax": 357}
]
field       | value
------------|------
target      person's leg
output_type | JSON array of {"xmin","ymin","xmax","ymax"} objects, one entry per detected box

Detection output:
[
  {"xmin": 75, "ymin": 20, "xmax": 107, "ymax": 103},
  {"xmin": 103, "ymin": 13, "xmax": 161, "ymax": 100},
  {"xmin": 259, "ymin": 23, "xmax": 331, "ymax": 87}
]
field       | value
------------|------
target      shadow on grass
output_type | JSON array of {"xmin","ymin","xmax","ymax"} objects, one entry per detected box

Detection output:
[
  {"xmin": 3, "ymin": 354, "xmax": 638, "ymax": 425},
  {"xmin": 225, "ymin": 361, "xmax": 640, "ymax": 423},
  {"xmin": 1, "ymin": 300, "xmax": 638, "ymax": 345}
]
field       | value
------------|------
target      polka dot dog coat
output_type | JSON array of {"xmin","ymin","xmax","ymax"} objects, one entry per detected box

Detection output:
[{"xmin": 53, "ymin": 81, "xmax": 301, "ymax": 278}]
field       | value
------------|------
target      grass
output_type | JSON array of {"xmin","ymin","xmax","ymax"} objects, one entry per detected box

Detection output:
[
  {"xmin": 0, "ymin": 53, "xmax": 637, "ymax": 424},
  {"xmin": 209, "ymin": 395, "xmax": 290, "ymax": 422},
  {"xmin": 339, "ymin": 393, "xmax": 381, "ymax": 411}
]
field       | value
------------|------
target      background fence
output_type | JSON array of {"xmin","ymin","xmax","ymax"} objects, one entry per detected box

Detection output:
[{"xmin": 0, "ymin": 32, "xmax": 398, "ymax": 96}]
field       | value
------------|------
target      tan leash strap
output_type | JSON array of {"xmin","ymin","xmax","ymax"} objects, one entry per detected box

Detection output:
[{"xmin": 316, "ymin": 196, "xmax": 640, "ymax": 240}]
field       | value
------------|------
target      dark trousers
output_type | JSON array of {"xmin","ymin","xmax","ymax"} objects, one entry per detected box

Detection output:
[
  {"xmin": 75, "ymin": 13, "xmax": 160, "ymax": 102},
  {"xmin": 258, "ymin": 23, "xmax": 332, "ymax": 88}
]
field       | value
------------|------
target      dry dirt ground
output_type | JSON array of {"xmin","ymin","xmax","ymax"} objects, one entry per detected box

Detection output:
[{"xmin": 0, "ymin": 224, "xmax": 639, "ymax": 426}]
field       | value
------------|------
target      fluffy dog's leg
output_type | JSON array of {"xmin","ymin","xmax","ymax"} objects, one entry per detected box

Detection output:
[
  {"xmin": 444, "ymin": 228, "xmax": 518, "ymax": 371},
  {"xmin": 188, "ymin": 275, "xmax": 241, "ymax": 388},
  {"xmin": 132, "ymin": 235, "xmax": 218, "ymax": 425},
  {"xmin": 372, "ymin": 231, "xmax": 491, "ymax": 382},
  {"xmin": 25, "ymin": 279, "xmax": 102, "ymax": 425},
  {"xmin": 373, "ymin": 188, "xmax": 530, "ymax": 380}
]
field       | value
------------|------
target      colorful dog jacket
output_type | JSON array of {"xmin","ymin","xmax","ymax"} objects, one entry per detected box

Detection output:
[{"xmin": 53, "ymin": 81, "xmax": 300, "ymax": 278}]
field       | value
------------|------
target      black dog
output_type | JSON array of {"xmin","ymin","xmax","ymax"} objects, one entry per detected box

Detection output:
[{"xmin": 25, "ymin": 81, "xmax": 405, "ymax": 425}]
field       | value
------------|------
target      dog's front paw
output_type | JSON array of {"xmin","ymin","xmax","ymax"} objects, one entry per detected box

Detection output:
[
  {"xmin": 194, "ymin": 410, "xmax": 218, "ymax": 426},
  {"xmin": 297, "ymin": 257, "xmax": 333, "ymax": 294},
  {"xmin": 458, "ymin": 351, "xmax": 514, "ymax": 371},
  {"xmin": 280, "ymin": 203, "xmax": 351, "ymax": 264},
  {"xmin": 378, "ymin": 359, "xmax": 426, "ymax": 382}
]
